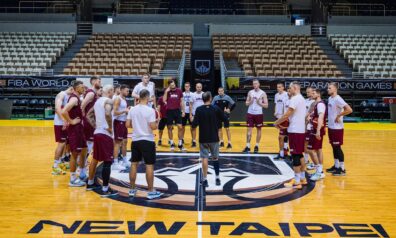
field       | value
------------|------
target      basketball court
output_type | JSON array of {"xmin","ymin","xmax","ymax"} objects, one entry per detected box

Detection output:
[{"xmin": 1, "ymin": 121, "xmax": 395, "ymax": 237}]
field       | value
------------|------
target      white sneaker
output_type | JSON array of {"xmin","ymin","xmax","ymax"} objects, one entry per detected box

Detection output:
[
  {"xmin": 111, "ymin": 162, "xmax": 126, "ymax": 171},
  {"xmin": 129, "ymin": 189, "xmax": 137, "ymax": 197},
  {"xmin": 320, "ymin": 172, "xmax": 326, "ymax": 179},
  {"xmin": 147, "ymin": 191, "xmax": 163, "ymax": 200},
  {"xmin": 310, "ymin": 172, "xmax": 321, "ymax": 181},
  {"xmin": 307, "ymin": 163, "xmax": 315, "ymax": 170},
  {"xmin": 69, "ymin": 178, "xmax": 86, "ymax": 187},
  {"xmin": 122, "ymin": 160, "xmax": 131, "ymax": 168}
]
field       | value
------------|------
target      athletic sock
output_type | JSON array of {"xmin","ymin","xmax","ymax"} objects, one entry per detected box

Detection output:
[
  {"xmin": 279, "ymin": 150, "xmax": 284, "ymax": 157},
  {"xmin": 303, "ymin": 153, "xmax": 309, "ymax": 164},
  {"xmin": 102, "ymin": 186, "xmax": 109, "ymax": 192},
  {"xmin": 335, "ymin": 159, "xmax": 340, "ymax": 168},
  {"xmin": 340, "ymin": 162, "xmax": 345, "ymax": 170},
  {"xmin": 246, "ymin": 143, "xmax": 250, "ymax": 148},
  {"xmin": 53, "ymin": 159, "xmax": 61, "ymax": 168},
  {"xmin": 178, "ymin": 140, "xmax": 183, "ymax": 146},
  {"xmin": 300, "ymin": 172, "xmax": 306, "ymax": 180},
  {"xmin": 122, "ymin": 156, "xmax": 128, "ymax": 164},
  {"xmin": 317, "ymin": 164, "xmax": 323, "ymax": 173},
  {"xmin": 169, "ymin": 140, "xmax": 174, "ymax": 145},
  {"xmin": 70, "ymin": 172, "xmax": 77, "ymax": 181},
  {"xmin": 88, "ymin": 179, "xmax": 94, "ymax": 185},
  {"xmin": 79, "ymin": 167, "xmax": 87, "ymax": 178},
  {"xmin": 284, "ymin": 142, "xmax": 289, "ymax": 150},
  {"xmin": 220, "ymin": 140, "xmax": 224, "ymax": 143},
  {"xmin": 255, "ymin": 143, "xmax": 259, "ymax": 147},
  {"xmin": 294, "ymin": 173, "xmax": 300, "ymax": 184},
  {"xmin": 213, "ymin": 160, "xmax": 220, "ymax": 176}
]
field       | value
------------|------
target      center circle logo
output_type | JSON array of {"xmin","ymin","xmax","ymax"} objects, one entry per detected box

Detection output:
[{"xmin": 95, "ymin": 153, "xmax": 315, "ymax": 211}]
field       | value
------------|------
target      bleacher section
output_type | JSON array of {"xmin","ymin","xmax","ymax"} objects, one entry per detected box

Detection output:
[
  {"xmin": 0, "ymin": 32, "xmax": 75, "ymax": 75},
  {"xmin": 63, "ymin": 33, "xmax": 192, "ymax": 76},
  {"xmin": 329, "ymin": 34, "xmax": 396, "ymax": 78},
  {"xmin": 213, "ymin": 34, "xmax": 344, "ymax": 78}
]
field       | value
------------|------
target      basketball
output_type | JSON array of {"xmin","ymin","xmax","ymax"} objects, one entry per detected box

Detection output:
[{"xmin": 279, "ymin": 119, "xmax": 289, "ymax": 129}]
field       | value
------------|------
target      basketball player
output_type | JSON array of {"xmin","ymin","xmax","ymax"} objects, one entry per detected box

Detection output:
[
  {"xmin": 304, "ymin": 86, "xmax": 315, "ymax": 169},
  {"xmin": 81, "ymin": 76, "xmax": 102, "ymax": 179},
  {"xmin": 163, "ymin": 80, "xmax": 185, "ymax": 151},
  {"xmin": 127, "ymin": 89, "xmax": 163, "ymax": 200},
  {"xmin": 181, "ymin": 82, "xmax": 193, "ymax": 144},
  {"xmin": 212, "ymin": 87, "xmax": 235, "ymax": 149},
  {"xmin": 243, "ymin": 79, "xmax": 268, "ymax": 153},
  {"xmin": 274, "ymin": 81, "xmax": 307, "ymax": 189},
  {"xmin": 85, "ymin": 85, "xmax": 118, "ymax": 197},
  {"xmin": 113, "ymin": 84, "xmax": 130, "ymax": 168},
  {"xmin": 157, "ymin": 95, "xmax": 169, "ymax": 146},
  {"xmin": 190, "ymin": 83, "xmax": 204, "ymax": 148},
  {"xmin": 192, "ymin": 91, "xmax": 226, "ymax": 187},
  {"xmin": 132, "ymin": 73, "xmax": 156, "ymax": 108},
  {"xmin": 61, "ymin": 80, "xmax": 87, "ymax": 187},
  {"xmin": 274, "ymin": 82, "xmax": 289, "ymax": 160},
  {"xmin": 307, "ymin": 89, "xmax": 327, "ymax": 181},
  {"xmin": 52, "ymin": 86, "xmax": 73, "ymax": 175},
  {"xmin": 326, "ymin": 82, "xmax": 353, "ymax": 176},
  {"xmin": 113, "ymin": 84, "xmax": 121, "ymax": 99}
]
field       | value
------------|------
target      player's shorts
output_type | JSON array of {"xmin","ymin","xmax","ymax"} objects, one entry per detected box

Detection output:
[
  {"xmin": 54, "ymin": 125, "xmax": 67, "ymax": 143},
  {"xmin": 279, "ymin": 128, "xmax": 288, "ymax": 136},
  {"xmin": 166, "ymin": 109, "xmax": 182, "ymax": 126},
  {"xmin": 307, "ymin": 133, "xmax": 324, "ymax": 150},
  {"xmin": 67, "ymin": 123, "xmax": 87, "ymax": 153},
  {"xmin": 288, "ymin": 133, "xmax": 305, "ymax": 155},
  {"xmin": 219, "ymin": 113, "xmax": 230, "ymax": 128},
  {"xmin": 113, "ymin": 119, "xmax": 128, "ymax": 141},
  {"xmin": 159, "ymin": 118, "xmax": 167, "ymax": 130},
  {"xmin": 131, "ymin": 140, "xmax": 156, "ymax": 165},
  {"xmin": 246, "ymin": 113, "xmax": 263, "ymax": 128},
  {"xmin": 93, "ymin": 133, "xmax": 114, "ymax": 162},
  {"xmin": 305, "ymin": 131, "xmax": 311, "ymax": 142},
  {"xmin": 182, "ymin": 113, "xmax": 191, "ymax": 126},
  {"xmin": 83, "ymin": 118, "xmax": 95, "ymax": 141},
  {"xmin": 328, "ymin": 128, "xmax": 344, "ymax": 146},
  {"xmin": 199, "ymin": 142, "xmax": 220, "ymax": 159}
]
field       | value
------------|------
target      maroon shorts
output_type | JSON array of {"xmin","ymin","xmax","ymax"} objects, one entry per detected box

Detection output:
[
  {"xmin": 305, "ymin": 131, "xmax": 311, "ymax": 142},
  {"xmin": 328, "ymin": 128, "xmax": 344, "ymax": 146},
  {"xmin": 288, "ymin": 133, "xmax": 305, "ymax": 155},
  {"xmin": 93, "ymin": 133, "xmax": 114, "ymax": 162},
  {"xmin": 279, "ymin": 128, "xmax": 288, "ymax": 136},
  {"xmin": 67, "ymin": 124, "xmax": 87, "ymax": 153},
  {"xmin": 307, "ymin": 133, "xmax": 324, "ymax": 150},
  {"xmin": 113, "ymin": 119, "xmax": 128, "ymax": 141},
  {"xmin": 246, "ymin": 113, "xmax": 263, "ymax": 128},
  {"xmin": 83, "ymin": 118, "xmax": 95, "ymax": 141},
  {"xmin": 54, "ymin": 125, "xmax": 67, "ymax": 143}
]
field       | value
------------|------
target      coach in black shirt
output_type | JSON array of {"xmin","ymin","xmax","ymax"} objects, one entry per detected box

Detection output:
[{"xmin": 192, "ymin": 91, "xmax": 226, "ymax": 187}]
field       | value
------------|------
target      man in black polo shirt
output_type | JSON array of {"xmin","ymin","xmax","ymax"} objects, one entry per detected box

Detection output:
[{"xmin": 192, "ymin": 91, "xmax": 226, "ymax": 187}]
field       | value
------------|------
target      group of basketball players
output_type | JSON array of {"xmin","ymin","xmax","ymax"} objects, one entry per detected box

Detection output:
[{"xmin": 52, "ymin": 74, "xmax": 353, "ymax": 197}]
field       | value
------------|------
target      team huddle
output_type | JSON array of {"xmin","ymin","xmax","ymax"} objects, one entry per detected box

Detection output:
[{"xmin": 52, "ymin": 75, "xmax": 353, "ymax": 198}]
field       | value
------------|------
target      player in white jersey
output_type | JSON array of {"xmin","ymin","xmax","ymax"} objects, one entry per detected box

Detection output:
[
  {"xmin": 274, "ymin": 81, "xmax": 307, "ymax": 189},
  {"xmin": 243, "ymin": 79, "xmax": 268, "ymax": 153},
  {"xmin": 52, "ymin": 87, "xmax": 74, "ymax": 175},
  {"xmin": 326, "ymin": 82, "xmax": 353, "ymax": 176},
  {"xmin": 189, "ymin": 83, "xmax": 204, "ymax": 148},
  {"xmin": 85, "ymin": 85, "xmax": 118, "ymax": 197},
  {"xmin": 113, "ymin": 85, "xmax": 130, "ymax": 170},
  {"xmin": 274, "ymin": 82, "xmax": 290, "ymax": 160},
  {"xmin": 132, "ymin": 73, "xmax": 156, "ymax": 108},
  {"xmin": 181, "ymin": 82, "xmax": 193, "ymax": 145},
  {"xmin": 304, "ymin": 86, "xmax": 315, "ymax": 169}
]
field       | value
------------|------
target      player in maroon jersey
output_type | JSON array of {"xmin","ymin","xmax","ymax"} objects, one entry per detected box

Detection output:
[{"xmin": 61, "ymin": 80, "xmax": 87, "ymax": 187}]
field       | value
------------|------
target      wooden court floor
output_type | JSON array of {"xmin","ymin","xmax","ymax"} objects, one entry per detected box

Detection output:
[{"xmin": 0, "ymin": 120, "xmax": 395, "ymax": 238}]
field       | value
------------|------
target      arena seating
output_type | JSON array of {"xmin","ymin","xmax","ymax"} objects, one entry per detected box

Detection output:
[
  {"xmin": 0, "ymin": 32, "xmax": 75, "ymax": 75},
  {"xmin": 63, "ymin": 33, "xmax": 192, "ymax": 76},
  {"xmin": 329, "ymin": 34, "xmax": 396, "ymax": 78},
  {"xmin": 213, "ymin": 34, "xmax": 344, "ymax": 78}
]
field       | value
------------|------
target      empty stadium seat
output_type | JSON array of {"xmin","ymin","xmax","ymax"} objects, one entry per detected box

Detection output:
[
  {"xmin": 0, "ymin": 32, "xmax": 75, "ymax": 75},
  {"xmin": 213, "ymin": 34, "xmax": 344, "ymax": 78},
  {"xmin": 64, "ymin": 33, "xmax": 192, "ymax": 76},
  {"xmin": 329, "ymin": 34, "xmax": 396, "ymax": 78}
]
